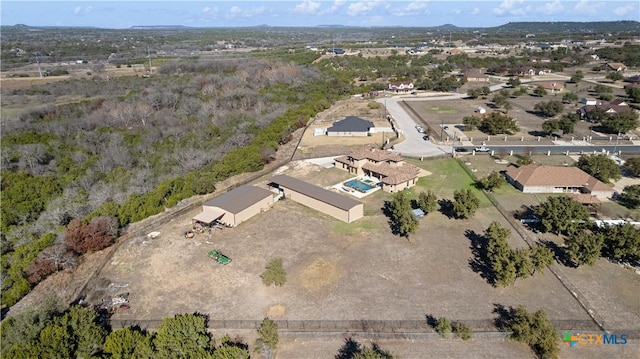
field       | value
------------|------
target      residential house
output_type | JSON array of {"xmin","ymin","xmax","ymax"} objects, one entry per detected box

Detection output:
[
  {"xmin": 388, "ymin": 81, "xmax": 414, "ymax": 94},
  {"xmin": 334, "ymin": 148, "xmax": 422, "ymax": 193},
  {"xmin": 505, "ymin": 165, "xmax": 614, "ymax": 199},
  {"xmin": 532, "ymin": 81, "xmax": 565, "ymax": 94},
  {"xmin": 577, "ymin": 99, "xmax": 634, "ymax": 121},
  {"xmin": 326, "ymin": 116, "xmax": 374, "ymax": 137},
  {"xmin": 605, "ymin": 62, "xmax": 627, "ymax": 72},
  {"xmin": 463, "ymin": 69, "xmax": 490, "ymax": 83}
]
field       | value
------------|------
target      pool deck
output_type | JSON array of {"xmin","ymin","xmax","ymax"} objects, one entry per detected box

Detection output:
[{"xmin": 331, "ymin": 176, "xmax": 381, "ymax": 198}]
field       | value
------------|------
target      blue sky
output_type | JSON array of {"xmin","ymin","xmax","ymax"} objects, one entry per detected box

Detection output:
[{"xmin": 2, "ymin": 1, "xmax": 638, "ymax": 28}]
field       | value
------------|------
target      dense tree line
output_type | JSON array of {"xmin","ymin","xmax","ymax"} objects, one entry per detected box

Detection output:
[
  {"xmin": 1, "ymin": 302, "xmax": 251, "ymax": 359},
  {"xmin": 595, "ymin": 43, "xmax": 640, "ymax": 67}
]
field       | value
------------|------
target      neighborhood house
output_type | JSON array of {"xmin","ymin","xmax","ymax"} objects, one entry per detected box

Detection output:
[
  {"xmin": 326, "ymin": 116, "xmax": 374, "ymax": 137},
  {"xmin": 388, "ymin": 81, "xmax": 414, "ymax": 94},
  {"xmin": 505, "ymin": 165, "xmax": 614, "ymax": 199},
  {"xmin": 334, "ymin": 148, "xmax": 422, "ymax": 193}
]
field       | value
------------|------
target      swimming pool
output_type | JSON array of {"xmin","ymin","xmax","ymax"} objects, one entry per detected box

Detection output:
[{"xmin": 344, "ymin": 179, "xmax": 375, "ymax": 192}]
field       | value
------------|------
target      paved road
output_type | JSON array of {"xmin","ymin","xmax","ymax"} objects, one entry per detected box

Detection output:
[{"xmin": 378, "ymin": 88, "xmax": 640, "ymax": 158}]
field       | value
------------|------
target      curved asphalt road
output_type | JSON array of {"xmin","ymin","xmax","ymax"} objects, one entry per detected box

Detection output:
[{"xmin": 377, "ymin": 80, "xmax": 640, "ymax": 157}]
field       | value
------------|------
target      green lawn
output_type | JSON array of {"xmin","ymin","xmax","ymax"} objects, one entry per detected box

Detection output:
[
  {"xmin": 333, "ymin": 219, "xmax": 383, "ymax": 236},
  {"xmin": 407, "ymin": 158, "xmax": 492, "ymax": 207}
]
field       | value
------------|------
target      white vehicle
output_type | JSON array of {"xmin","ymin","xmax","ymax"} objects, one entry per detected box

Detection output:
[{"xmin": 474, "ymin": 146, "xmax": 491, "ymax": 152}]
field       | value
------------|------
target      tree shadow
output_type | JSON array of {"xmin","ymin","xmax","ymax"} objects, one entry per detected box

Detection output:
[
  {"xmin": 335, "ymin": 337, "xmax": 392, "ymax": 359},
  {"xmin": 381, "ymin": 200, "xmax": 401, "ymax": 236},
  {"xmin": 425, "ymin": 314, "xmax": 437, "ymax": 329},
  {"xmin": 466, "ymin": 229, "xmax": 496, "ymax": 286},
  {"xmin": 539, "ymin": 239, "xmax": 575, "ymax": 268},
  {"xmin": 527, "ymin": 130, "xmax": 548, "ymax": 137},
  {"xmin": 492, "ymin": 303, "xmax": 517, "ymax": 331},
  {"xmin": 336, "ymin": 337, "xmax": 361, "ymax": 359},
  {"xmin": 438, "ymin": 199, "xmax": 455, "ymax": 219}
]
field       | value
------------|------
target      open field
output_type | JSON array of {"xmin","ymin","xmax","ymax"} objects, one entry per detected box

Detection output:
[{"xmin": 91, "ymin": 158, "xmax": 616, "ymax": 327}]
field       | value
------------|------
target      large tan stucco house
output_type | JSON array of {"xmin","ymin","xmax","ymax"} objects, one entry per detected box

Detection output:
[
  {"xmin": 334, "ymin": 148, "xmax": 421, "ymax": 193},
  {"xmin": 505, "ymin": 165, "xmax": 614, "ymax": 199}
]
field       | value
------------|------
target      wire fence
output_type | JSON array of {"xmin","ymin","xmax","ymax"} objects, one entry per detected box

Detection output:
[
  {"xmin": 108, "ymin": 318, "xmax": 629, "ymax": 336},
  {"xmin": 454, "ymin": 159, "xmax": 607, "ymax": 332}
]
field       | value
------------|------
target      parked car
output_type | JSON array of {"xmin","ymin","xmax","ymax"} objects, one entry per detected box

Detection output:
[
  {"xmin": 423, "ymin": 135, "xmax": 429, "ymax": 141},
  {"xmin": 455, "ymin": 147, "xmax": 468, "ymax": 152},
  {"xmin": 474, "ymin": 146, "xmax": 491, "ymax": 152},
  {"xmin": 443, "ymin": 126, "xmax": 449, "ymax": 130}
]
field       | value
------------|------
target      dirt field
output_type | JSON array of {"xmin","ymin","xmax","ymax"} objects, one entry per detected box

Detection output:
[
  {"xmin": 83, "ymin": 156, "xmax": 639, "ymax": 358},
  {"xmin": 98, "ymin": 159, "xmax": 594, "ymax": 323}
]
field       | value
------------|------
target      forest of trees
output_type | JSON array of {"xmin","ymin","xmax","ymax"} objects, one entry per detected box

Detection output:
[{"xmin": 0, "ymin": 56, "xmax": 351, "ymax": 306}]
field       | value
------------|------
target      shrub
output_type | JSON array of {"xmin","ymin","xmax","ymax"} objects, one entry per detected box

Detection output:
[
  {"xmin": 435, "ymin": 317, "xmax": 452, "ymax": 337},
  {"xmin": 261, "ymin": 258, "xmax": 286, "ymax": 286},
  {"xmin": 453, "ymin": 322, "xmax": 473, "ymax": 341}
]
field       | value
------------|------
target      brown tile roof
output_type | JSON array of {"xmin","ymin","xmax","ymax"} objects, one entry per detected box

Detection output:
[
  {"xmin": 270, "ymin": 174, "xmax": 362, "ymax": 211},
  {"xmin": 569, "ymin": 193, "xmax": 601, "ymax": 204},
  {"xmin": 335, "ymin": 148, "xmax": 421, "ymax": 185},
  {"xmin": 362, "ymin": 161, "xmax": 421, "ymax": 185},
  {"xmin": 345, "ymin": 148, "xmax": 404, "ymax": 162},
  {"xmin": 505, "ymin": 165, "xmax": 612, "ymax": 192},
  {"xmin": 204, "ymin": 185, "xmax": 273, "ymax": 214}
]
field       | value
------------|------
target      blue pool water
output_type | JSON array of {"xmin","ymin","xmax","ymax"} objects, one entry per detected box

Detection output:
[{"xmin": 344, "ymin": 179, "xmax": 375, "ymax": 192}]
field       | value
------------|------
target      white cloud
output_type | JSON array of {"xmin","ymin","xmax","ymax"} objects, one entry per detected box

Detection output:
[
  {"xmin": 573, "ymin": 0, "xmax": 605, "ymax": 15},
  {"xmin": 202, "ymin": 6, "xmax": 219, "ymax": 15},
  {"xmin": 227, "ymin": 5, "xmax": 265, "ymax": 18},
  {"xmin": 470, "ymin": 7, "xmax": 480, "ymax": 15},
  {"xmin": 614, "ymin": 3, "xmax": 637, "ymax": 16},
  {"xmin": 73, "ymin": 6, "xmax": 92, "ymax": 15},
  {"xmin": 452, "ymin": 9, "xmax": 462, "ymax": 15},
  {"xmin": 328, "ymin": 0, "xmax": 346, "ymax": 14},
  {"xmin": 537, "ymin": 0, "xmax": 564, "ymax": 15},
  {"xmin": 293, "ymin": 0, "xmax": 321, "ymax": 15},
  {"xmin": 391, "ymin": 0, "xmax": 429, "ymax": 16},
  {"xmin": 493, "ymin": 0, "xmax": 524, "ymax": 16},
  {"xmin": 347, "ymin": 0, "xmax": 380, "ymax": 16}
]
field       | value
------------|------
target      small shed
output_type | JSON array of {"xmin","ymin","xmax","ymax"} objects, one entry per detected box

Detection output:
[{"xmin": 412, "ymin": 208, "xmax": 425, "ymax": 219}]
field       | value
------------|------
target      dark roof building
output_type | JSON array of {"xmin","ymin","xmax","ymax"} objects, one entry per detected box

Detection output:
[{"xmin": 326, "ymin": 116, "xmax": 374, "ymax": 136}]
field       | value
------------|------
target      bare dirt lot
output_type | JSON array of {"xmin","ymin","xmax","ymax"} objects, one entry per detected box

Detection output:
[
  {"xmin": 97, "ymin": 159, "xmax": 595, "ymax": 323},
  {"xmin": 83, "ymin": 156, "xmax": 639, "ymax": 357}
]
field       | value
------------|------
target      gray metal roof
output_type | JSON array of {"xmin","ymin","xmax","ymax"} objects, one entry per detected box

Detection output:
[
  {"xmin": 203, "ymin": 185, "xmax": 273, "ymax": 214},
  {"xmin": 327, "ymin": 116, "xmax": 374, "ymax": 133},
  {"xmin": 270, "ymin": 175, "xmax": 362, "ymax": 211}
]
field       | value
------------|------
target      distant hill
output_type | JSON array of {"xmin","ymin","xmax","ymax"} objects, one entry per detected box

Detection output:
[
  {"xmin": 490, "ymin": 21, "xmax": 640, "ymax": 33},
  {"xmin": 130, "ymin": 25, "xmax": 189, "ymax": 29}
]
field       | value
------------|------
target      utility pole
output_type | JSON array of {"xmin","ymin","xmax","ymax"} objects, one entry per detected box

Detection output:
[
  {"xmin": 35, "ymin": 53, "xmax": 43, "ymax": 78},
  {"xmin": 613, "ymin": 131, "xmax": 621, "ymax": 155},
  {"xmin": 147, "ymin": 45, "xmax": 152, "ymax": 75}
]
